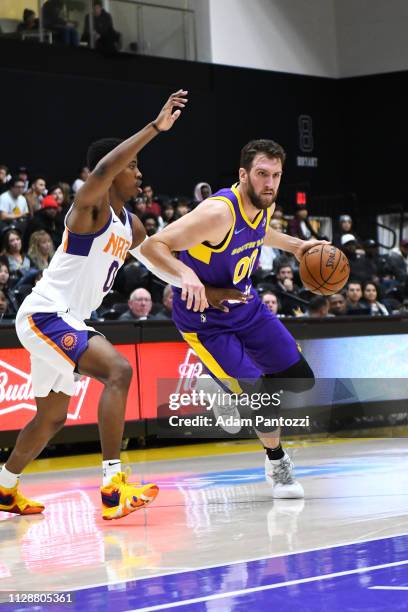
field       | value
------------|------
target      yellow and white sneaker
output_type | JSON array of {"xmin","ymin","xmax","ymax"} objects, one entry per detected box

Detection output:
[
  {"xmin": 101, "ymin": 472, "xmax": 159, "ymax": 521},
  {"xmin": 0, "ymin": 482, "xmax": 44, "ymax": 515}
]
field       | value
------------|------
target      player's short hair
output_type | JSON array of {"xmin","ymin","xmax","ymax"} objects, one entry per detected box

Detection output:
[
  {"xmin": 240, "ymin": 139, "xmax": 286, "ymax": 171},
  {"xmin": 87, "ymin": 138, "xmax": 123, "ymax": 171}
]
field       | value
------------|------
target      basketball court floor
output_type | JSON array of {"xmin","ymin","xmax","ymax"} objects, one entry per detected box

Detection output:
[{"xmin": 1, "ymin": 437, "xmax": 408, "ymax": 610}]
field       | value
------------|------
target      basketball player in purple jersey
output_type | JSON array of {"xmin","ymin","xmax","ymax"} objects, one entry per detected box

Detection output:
[
  {"xmin": 0, "ymin": 90, "xmax": 238, "ymax": 520},
  {"xmin": 142, "ymin": 139, "xmax": 327, "ymax": 498}
]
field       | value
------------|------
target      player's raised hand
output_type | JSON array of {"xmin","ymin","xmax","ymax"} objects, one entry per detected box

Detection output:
[
  {"xmin": 294, "ymin": 238, "xmax": 330, "ymax": 262},
  {"xmin": 205, "ymin": 287, "xmax": 253, "ymax": 312},
  {"xmin": 181, "ymin": 268, "xmax": 208, "ymax": 312},
  {"xmin": 154, "ymin": 89, "xmax": 188, "ymax": 132}
]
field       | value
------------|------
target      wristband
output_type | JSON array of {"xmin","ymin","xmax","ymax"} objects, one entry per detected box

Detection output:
[{"xmin": 152, "ymin": 122, "xmax": 162, "ymax": 134}]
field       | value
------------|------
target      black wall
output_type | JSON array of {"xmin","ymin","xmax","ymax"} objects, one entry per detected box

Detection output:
[
  {"xmin": 1, "ymin": 38, "xmax": 406, "ymax": 225},
  {"xmin": 0, "ymin": 39, "xmax": 341, "ymax": 210}
]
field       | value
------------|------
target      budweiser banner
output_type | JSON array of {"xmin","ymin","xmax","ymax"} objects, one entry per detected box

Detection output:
[{"xmin": 0, "ymin": 345, "xmax": 140, "ymax": 432}]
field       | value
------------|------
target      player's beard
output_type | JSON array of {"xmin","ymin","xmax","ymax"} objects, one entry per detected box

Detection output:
[{"xmin": 247, "ymin": 177, "xmax": 277, "ymax": 210}]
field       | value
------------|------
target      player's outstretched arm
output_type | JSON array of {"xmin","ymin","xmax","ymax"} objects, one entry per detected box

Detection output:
[
  {"xmin": 264, "ymin": 227, "xmax": 329, "ymax": 261},
  {"xmin": 75, "ymin": 89, "xmax": 188, "ymax": 212},
  {"xmin": 140, "ymin": 200, "xmax": 234, "ymax": 312}
]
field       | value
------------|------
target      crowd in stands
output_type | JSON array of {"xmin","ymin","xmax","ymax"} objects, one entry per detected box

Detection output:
[
  {"xmin": 5, "ymin": 1, "xmax": 121, "ymax": 55},
  {"xmin": 1, "ymin": 160, "xmax": 408, "ymax": 324}
]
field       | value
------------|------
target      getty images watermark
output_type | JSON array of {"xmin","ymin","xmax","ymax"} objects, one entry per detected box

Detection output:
[{"xmin": 167, "ymin": 389, "xmax": 310, "ymax": 430}]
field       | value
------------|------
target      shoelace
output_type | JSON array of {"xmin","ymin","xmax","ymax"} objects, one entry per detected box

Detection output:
[{"xmin": 272, "ymin": 457, "xmax": 295, "ymax": 485}]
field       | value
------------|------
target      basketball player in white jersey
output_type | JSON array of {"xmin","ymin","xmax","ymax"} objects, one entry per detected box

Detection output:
[{"xmin": 0, "ymin": 90, "xmax": 193, "ymax": 520}]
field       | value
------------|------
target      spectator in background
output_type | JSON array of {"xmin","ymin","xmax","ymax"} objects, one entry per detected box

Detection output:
[
  {"xmin": 17, "ymin": 8, "xmax": 39, "ymax": 33},
  {"xmin": 0, "ymin": 258, "xmax": 19, "ymax": 315},
  {"xmin": 0, "ymin": 290, "xmax": 11, "ymax": 321},
  {"xmin": 193, "ymin": 182, "xmax": 212, "ymax": 205},
  {"xmin": 24, "ymin": 194, "xmax": 63, "ymax": 250},
  {"xmin": 174, "ymin": 198, "xmax": 191, "ymax": 218},
  {"xmin": 142, "ymin": 184, "xmax": 162, "ymax": 218},
  {"xmin": 345, "ymin": 281, "xmax": 365, "ymax": 313},
  {"xmin": 16, "ymin": 167, "xmax": 29, "ymax": 192},
  {"xmin": 82, "ymin": 1, "xmax": 121, "ymax": 55},
  {"xmin": 162, "ymin": 202, "xmax": 175, "ymax": 227},
  {"xmin": 261, "ymin": 291, "xmax": 280, "ymax": 316},
  {"xmin": 25, "ymin": 177, "xmax": 47, "ymax": 215},
  {"xmin": 340, "ymin": 234, "xmax": 367, "ymax": 283},
  {"xmin": 258, "ymin": 218, "xmax": 283, "ymax": 277},
  {"xmin": 142, "ymin": 214, "xmax": 159, "ymax": 237},
  {"xmin": 361, "ymin": 281, "xmax": 389, "ymax": 316},
  {"xmin": 273, "ymin": 262, "xmax": 302, "ymax": 316},
  {"xmin": 288, "ymin": 204, "xmax": 324, "ymax": 241},
  {"xmin": 27, "ymin": 230, "xmax": 54, "ymax": 271},
  {"xmin": 119, "ymin": 288, "xmax": 155, "ymax": 321},
  {"xmin": 272, "ymin": 204, "xmax": 288, "ymax": 232},
  {"xmin": 154, "ymin": 284, "xmax": 173, "ymax": 320},
  {"xmin": 0, "ymin": 165, "xmax": 11, "ymax": 194},
  {"xmin": 0, "ymin": 178, "xmax": 30, "ymax": 225},
  {"xmin": 42, "ymin": 0, "xmax": 79, "ymax": 46},
  {"xmin": 333, "ymin": 215, "xmax": 360, "ymax": 248},
  {"xmin": 1, "ymin": 228, "xmax": 31, "ymax": 281},
  {"xmin": 387, "ymin": 238, "xmax": 408, "ymax": 285},
  {"xmin": 72, "ymin": 166, "xmax": 90, "ymax": 194},
  {"xmin": 306, "ymin": 295, "xmax": 331, "ymax": 318},
  {"xmin": 328, "ymin": 293, "xmax": 347, "ymax": 316},
  {"xmin": 130, "ymin": 197, "xmax": 147, "ymax": 219}
]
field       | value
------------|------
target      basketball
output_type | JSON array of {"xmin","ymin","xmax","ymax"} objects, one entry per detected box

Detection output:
[{"xmin": 299, "ymin": 244, "xmax": 350, "ymax": 295}]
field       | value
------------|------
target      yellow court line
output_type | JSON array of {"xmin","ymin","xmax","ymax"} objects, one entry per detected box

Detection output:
[{"xmin": 23, "ymin": 437, "xmax": 367, "ymax": 474}]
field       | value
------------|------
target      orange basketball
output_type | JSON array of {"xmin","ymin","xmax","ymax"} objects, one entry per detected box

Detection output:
[{"xmin": 299, "ymin": 244, "xmax": 350, "ymax": 296}]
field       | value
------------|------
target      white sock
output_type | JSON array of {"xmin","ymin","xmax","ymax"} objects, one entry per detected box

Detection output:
[
  {"xmin": 102, "ymin": 459, "xmax": 121, "ymax": 486},
  {"xmin": 0, "ymin": 465, "xmax": 20, "ymax": 489}
]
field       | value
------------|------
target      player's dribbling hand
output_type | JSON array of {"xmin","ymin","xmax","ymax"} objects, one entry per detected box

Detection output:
[
  {"xmin": 181, "ymin": 269, "xmax": 209, "ymax": 312},
  {"xmin": 154, "ymin": 89, "xmax": 188, "ymax": 131},
  {"xmin": 205, "ymin": 287, "xmax": 253, "ymax": 312},
  {"xmin": 294, "ymin": 238, "xmax": 330, "ymax": 262}
]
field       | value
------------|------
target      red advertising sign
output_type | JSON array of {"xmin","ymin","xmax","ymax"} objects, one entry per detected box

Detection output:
[
  {"xmin": 0, "ymin": 345, "xmax": 140, "ymax": 432},
  {"xmin": 137, "ymin": 342, "xmax": 203, "ymax": 419}
]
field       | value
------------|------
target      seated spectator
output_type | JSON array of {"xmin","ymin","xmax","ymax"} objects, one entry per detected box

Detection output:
[
  {"xmin": 328, "ymin": 293, "xmax": 347, "ymax": 316},
  {"xmin": 272, "ymin": 204, "xmax": 288, "ymax": 232},
  {"xmin": 387, "ymin": 238, "xmax": 408, "ymax": 285},
  {"xmin": 28, "ymin": 230, "xmax": 54, "ymax": 270},
  {"xmin": 119, "ymin": 288, "xmax": 155, "ymax": 321},
  {"xmin": 142, "ymin": 184, "xmax": 162, "ymax": 218},
  {"xmin": 340, "ymin": 234, "xmax": 369, "ymax": 284},
  {"xmin": 287, "ymin": 204, "xmax": 324, "ymax": 241},
  {"xmin": 258, "ymin": 218, "xmax": 284, "ymax": 277},
  {"xmin": 345, "ymin": 281, "xmax": 367, "ymax": 314},
  {"xmin": 142, "ymin": 214, "xmax": 159, "ymax": 237},
  {"xmin": 0, "ymin": 177, "xmax": 30, "ymax": 226},
  {"xmin": 162, "ymin": 202, "xmax": 175, "ymax": 227},
  {"xmin": 193, "ymin": 182, "xmax": 212, "ymax": 205},
  {"xmin": 0, "ymin": 258, "xmax": 19, "ymax": 315},
  {"xmin": 72, "ymin": 166, "xmax": 90, "ymax": 194},
  {"xmin": 154, "ymin": 284, "xmax": 173, "ymax": 320},
  {"xmin": 0, "ymin": 165, "xmax": 11, "ymax": 194},
  {"xmin": 131, "ymin": 197, "xmax": 147, "ymax": 219},
  {"xmin": 24, "ymin": 194, "xmax": 63, "ymax": 250},
  {"xmin": 82, "ymin": 1, "xmax": 121, "ymax": 55},
  {"xmin": 306, "ymin": 295, "xmax": 331, "ymax": 318},
  {"xmin": 361, "ymin": 281, "xmax": 389, "ymax": 316},
  {"xmin": 0, "ymin": 289, "xmax": 13, "ymax": 322},
  {"xmin": 261, "ymin": 291, "xmax": 281, "ymax": 316},
  {"xmin": 174, "ymin": 198, "xmax": 191, "ymax": 219},
  {"xmin": 52, "ymin": 182, "xmax": 71, "ymax": 214},
  {"xmin": 1, "ymin": 228, "xmax": 31, "ymax": 283},
  {"xmin": 25, "ymin": 177, "xmax": 47, "ymax": 215},
  {"xmin": 42, "ymin": 0, "xmax": 79, "ymax": 46},
  {"xmin": 273, "ymin": 262, "xmax": 303, "ymax": 316},
  {"xmin": 17, "ymin": 8, "xmax": 39, "ymax": 33},
  {"xmin": 333, "ymin": 215, "xmax": 360, "ymax": 248},
  {"xmin": 16, "ymin": 166, "xmax": 30, "ymax": 192}
]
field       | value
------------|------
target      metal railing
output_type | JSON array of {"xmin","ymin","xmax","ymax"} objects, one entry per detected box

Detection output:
[{"xmin": 109, "ymin": 0, "xmax": 197, "ymax": 60}]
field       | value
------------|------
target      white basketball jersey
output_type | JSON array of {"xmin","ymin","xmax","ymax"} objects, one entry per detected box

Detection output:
[{"xmin": 31, "ymin": 207, "xmax": 133, "ymax": 320}]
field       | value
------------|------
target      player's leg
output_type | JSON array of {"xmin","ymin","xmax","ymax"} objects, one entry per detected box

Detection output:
[
  {"xmin": 77, "ymin": 335, "xmax": 159, "ymax": 520},
  {"xmin": 238, "ymin": 302, "xmax": 315, "ymax": 497},
  {"xmin": 0, "ymin": 391, "xmax": 70, "ymax": 515}
]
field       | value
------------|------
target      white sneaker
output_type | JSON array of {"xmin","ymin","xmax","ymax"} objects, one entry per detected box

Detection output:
[
  {"xmin": 195, "ymin": 374, "xmax": 242, "ymax": 434},
  {"xmin": 265, "ymin": 452, "xmax": 304, "ymax": 499}
]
